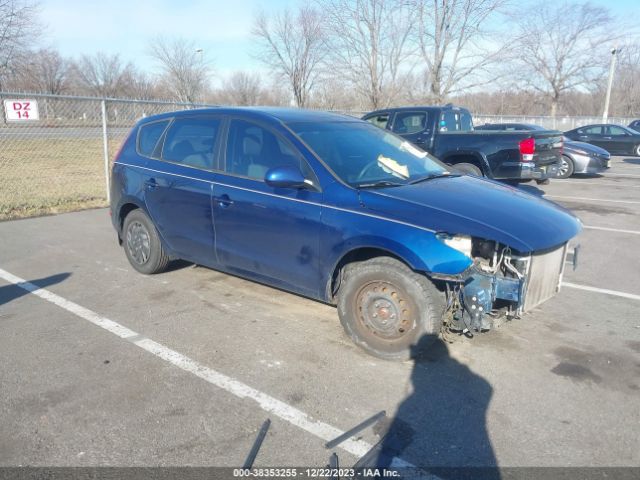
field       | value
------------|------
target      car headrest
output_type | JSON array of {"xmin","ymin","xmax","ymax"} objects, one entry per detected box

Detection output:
[{"xmin": 242, "ymin": 134, "xmax": 261, "ymax": 156}]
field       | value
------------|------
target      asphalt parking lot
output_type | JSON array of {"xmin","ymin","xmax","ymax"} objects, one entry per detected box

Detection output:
[{"xmin": 0, "ymin": 157, "xmax": 639, "ymax": 470}]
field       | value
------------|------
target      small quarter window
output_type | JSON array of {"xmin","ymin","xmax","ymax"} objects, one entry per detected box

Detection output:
[{"xmin": 138, "ymin": 120, "xmax": 170, "ymax": 157}]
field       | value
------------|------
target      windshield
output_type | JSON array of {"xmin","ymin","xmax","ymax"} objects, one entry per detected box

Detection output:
[{"xmin": 289, "ymin": 121, "xmax": 449, "ymax": 187}]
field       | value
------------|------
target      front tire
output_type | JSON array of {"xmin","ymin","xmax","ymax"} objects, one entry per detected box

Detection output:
[
  {"xmin": 336, "ymin": 257, "xmax": 445, "ymax": 361},
  {"xmin": 557, "ymin": 155, "xmax": 574, "ymax": 179},
  {"xmin": 635, "ymin": 144, "xmax": 640, "ymax": 157},
  {"xmin": 122, "ymin": 209, "xmax": 170, "ymax": 274}
]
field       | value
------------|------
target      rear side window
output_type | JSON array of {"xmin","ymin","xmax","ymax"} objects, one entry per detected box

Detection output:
[
  {"xmin": 138, "ymin": 120, "xmax": 170, "ymax": 157},
  {"xmin": 581, "ymin": 126, "xmax": 603, "ymax": 135},
  {"xmin": 365, "ymin": 113, "xmax": 390, "ymax": 129},
  {"xmin": 392, "ymin": 112, "xmax": 427, "ymax": 134},
  {"xmin": 162, "ymin": 117, "xmax": 221, "ymax": 169}
]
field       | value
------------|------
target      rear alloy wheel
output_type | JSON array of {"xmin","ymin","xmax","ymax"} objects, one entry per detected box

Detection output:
[
  {"xmin": 123, "ymin": 209, "xmax": 170, "ymax": 274},
  {"xmin": 635, "ymin": 144, "xmax": 640, "ymax": 157},
  {"xmin": 557, "ymin": 155, "xmax": 574, "ymax": 179},
  {"xmin": 337, "ymin": 257, "xmax": 444, "ymax": 361},
  {"xmin": 452, "ymin": 162, "xmax": 483, "ymax": 176}
]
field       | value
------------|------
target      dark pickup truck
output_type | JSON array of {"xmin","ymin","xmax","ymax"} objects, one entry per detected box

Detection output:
[{"xmin": 363, "ymin": 105, "xmax": 563, "ymax": 183}]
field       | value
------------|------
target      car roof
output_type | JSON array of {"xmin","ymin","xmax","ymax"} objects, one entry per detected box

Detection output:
[
  {"xmin": 366, "ymin": 105, "xmax": 469, "ymax": 115},
  {"xmin": 486, "ymin": 123, "xmax": 545, "ymax": 129},
  {"xmin": 137, "ymin": 107, "xmax": 359, "ymax": 126}
]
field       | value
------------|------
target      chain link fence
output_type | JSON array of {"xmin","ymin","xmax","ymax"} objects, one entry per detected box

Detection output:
[
  {"xmin": 0, "ymin": 92, "xmax": 636, "ymax": 221},
  {"xmin": 472, "ymin": 114, "xmax": 635, "ymax": 130},
  {"xmin": 0, "ymin": 93, "xmax": 213, "ymax": 220}
]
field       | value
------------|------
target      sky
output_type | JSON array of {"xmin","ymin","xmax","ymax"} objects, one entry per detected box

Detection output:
[{"xmin": 37, "ymin": 0, "xmax": 640, "ymax": 84}]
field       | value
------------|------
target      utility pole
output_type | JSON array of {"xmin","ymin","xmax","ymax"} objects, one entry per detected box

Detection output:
[
  {"xmin": 195, "ymin": 48, "xmax": 204, "ymax": 105},
  {"xmin": 602, "ymin": 47, "xmax": 619, "ymax": 123}
]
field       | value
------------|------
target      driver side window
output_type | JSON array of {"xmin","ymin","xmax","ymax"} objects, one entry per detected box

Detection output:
[{"xmin": 607, "ymin": 126, "xmax": 627, "ymax": 136}]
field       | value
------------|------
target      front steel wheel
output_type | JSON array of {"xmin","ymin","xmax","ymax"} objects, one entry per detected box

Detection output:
[
  {"xmin": 337, "ymin": 257, "xmax": 444, "ymax": 361},
  {"xmin": 354, "ymin": 280, "xmax": 416, "ymax": 341}
]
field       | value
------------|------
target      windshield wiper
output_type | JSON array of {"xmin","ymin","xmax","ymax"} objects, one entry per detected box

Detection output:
[
  {"xmin": 355, "ymin": 180, "xmax": 405, "ymax": 189},
  {"xmin": 408, "ymin": 172, "xmax": 460, "ymax": 185}
]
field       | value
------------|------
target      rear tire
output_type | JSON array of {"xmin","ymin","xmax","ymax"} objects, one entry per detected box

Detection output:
[
  {"xmin": 122, "ymin": 209, "xmax": 170, "ymax": 274},
  {"xmin": 451, "ymin": 162, "xmax": 483, "ymax": 176},
  {"xmin": 635, "ymin": 144, "xmax": 640, "ymax": 157},
  {"xmin": 557, "ymin": 155, "xmax": 574, "ymax": 179},
  {"xmin": 336, "ymin": 257, "xmax": 444, "ymax": 361}
]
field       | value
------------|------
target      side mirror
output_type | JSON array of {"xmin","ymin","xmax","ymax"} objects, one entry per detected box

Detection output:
[{"xmin": 265, "ymin": 165, "xmax": 309, "ymax": 189}]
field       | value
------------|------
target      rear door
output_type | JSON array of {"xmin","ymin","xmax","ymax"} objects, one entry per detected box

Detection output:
[
  {"xmin": 144, "ymin": 115, "xmax": 222, "ymax": 264},
  {"xmin": 212, "ymin": 118, "xmax": 323, "ymax": 297},
  {"xmin": 575, "ymin": 125, "xmax": 606, "ymax": 149}
]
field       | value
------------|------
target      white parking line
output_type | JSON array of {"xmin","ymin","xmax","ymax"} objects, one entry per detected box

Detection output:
[
  {"xmin": 0, "ymin": 267, "xmax": 413, "ymax": 465},
  {"xmin": 562, "ymin": 282, "xmax": 640, "ymax": 301},
  {"xmin": 546, "ymin": 195, "xmax": 640, "ymax": 205},
  {"xmin": 583, "ymin": 225, "xmax": 640, "ymax": 235}
]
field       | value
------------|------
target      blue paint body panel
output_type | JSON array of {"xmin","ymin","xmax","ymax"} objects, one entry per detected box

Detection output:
[{"xmin": 110, "ymin": 108, "xmax": 581, "ymax": 302}]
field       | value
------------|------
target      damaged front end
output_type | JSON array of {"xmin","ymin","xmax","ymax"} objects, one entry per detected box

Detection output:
[{"xmin": 432, "ymin": 235, "xmax": 578, "ymax": 336}]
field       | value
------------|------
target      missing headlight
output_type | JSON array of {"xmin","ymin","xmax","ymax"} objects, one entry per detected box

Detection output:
[{"xmin": 436, "ymin": 233, "xmax": 472, "ymax": 258}]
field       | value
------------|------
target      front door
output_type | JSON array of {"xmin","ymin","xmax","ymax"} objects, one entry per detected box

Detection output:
[
  {"xmin": 603, "ymin": 125, "xmax": 632, "ymax": 155},
  {"xmin": 144, "ymin": 116, "xmax": 222, "ymax": 264},
  {"xmin": 212, "ymin": 118, "xmax": 323, "ymax": 297}
]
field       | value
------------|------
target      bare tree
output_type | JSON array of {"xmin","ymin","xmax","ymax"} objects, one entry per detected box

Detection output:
[
  {"xmin": 13, "ymin": 48, "xmax": 68, "ymax": 94},
  {"xmin": 0, "ymin": 0, "xmax": 42, "ymax": 89},
  {"xmin": 148, "ymin": 37, "xmax": 211, "ymax": 103},
  {"xmin": 413, "ymin": 0, "xmax": 509, "ymax": 103},
  {"xmin": 220, "ymin": 71, "xmax": 264, "ymax": 105},
  {"xmin": 318, "ymin": 0, "xmax": 414, "ymax": 109},
  {"xmin": 70, "ymin": 52, "xmax": 139, "ymax": 97},
  {"xmin": 512, "ymin": 1, "xmax": 615, "ymax": 117},
  {"xmin": 252, "ymin": 6, "xmax": 325, "ymax": 107}
]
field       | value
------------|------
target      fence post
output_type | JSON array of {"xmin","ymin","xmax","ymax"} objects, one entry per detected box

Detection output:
[{"xmin": 101, "ymin": 99, "xmax": 111, "ymax": 203}]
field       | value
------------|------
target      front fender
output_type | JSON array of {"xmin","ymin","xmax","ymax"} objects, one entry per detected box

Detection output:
[{"xmin": 320, "ymin": 205, "xmax": 474, "ymax": 300}]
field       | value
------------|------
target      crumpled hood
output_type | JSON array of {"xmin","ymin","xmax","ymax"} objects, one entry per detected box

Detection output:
[{"xmin": 358, "ymin": 175, "xmax": 582, "ymax": 253}]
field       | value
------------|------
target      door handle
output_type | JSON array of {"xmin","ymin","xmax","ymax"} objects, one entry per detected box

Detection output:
[
  {"xmin": 214, "ymin": 194, "xmax": 234, "ymax": 208},
  {"xmin": 144, "ymin": 178, "xmax": 157, "ymax": 189}
]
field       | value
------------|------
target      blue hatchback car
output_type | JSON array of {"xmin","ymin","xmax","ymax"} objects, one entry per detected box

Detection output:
[{"xmin": 111, "ymin": 108, "xmax": 581, "ymax": 360}]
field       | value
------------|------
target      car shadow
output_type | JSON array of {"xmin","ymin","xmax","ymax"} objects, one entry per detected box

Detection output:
[
  {"xmin": 0, "ymin": 272, "xmax": 71, "ymax": 307},
  {"xmin": 622, "ymin": 158, "xmax": 640, "ymax": 165},
  {"xmin": 356, "ymin": 335, "xmax": 499, "ymax": 479},
  {"xmin": 164, "ymin": 259, "xmax": 194, "ymax": 273},
  {"xmin": 516, "ymin": 184, "xmax": 545, "ymax": 197},
  {"xmin": 571, "ymin": 173, "xmax": 604, "ymax": 179}
]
